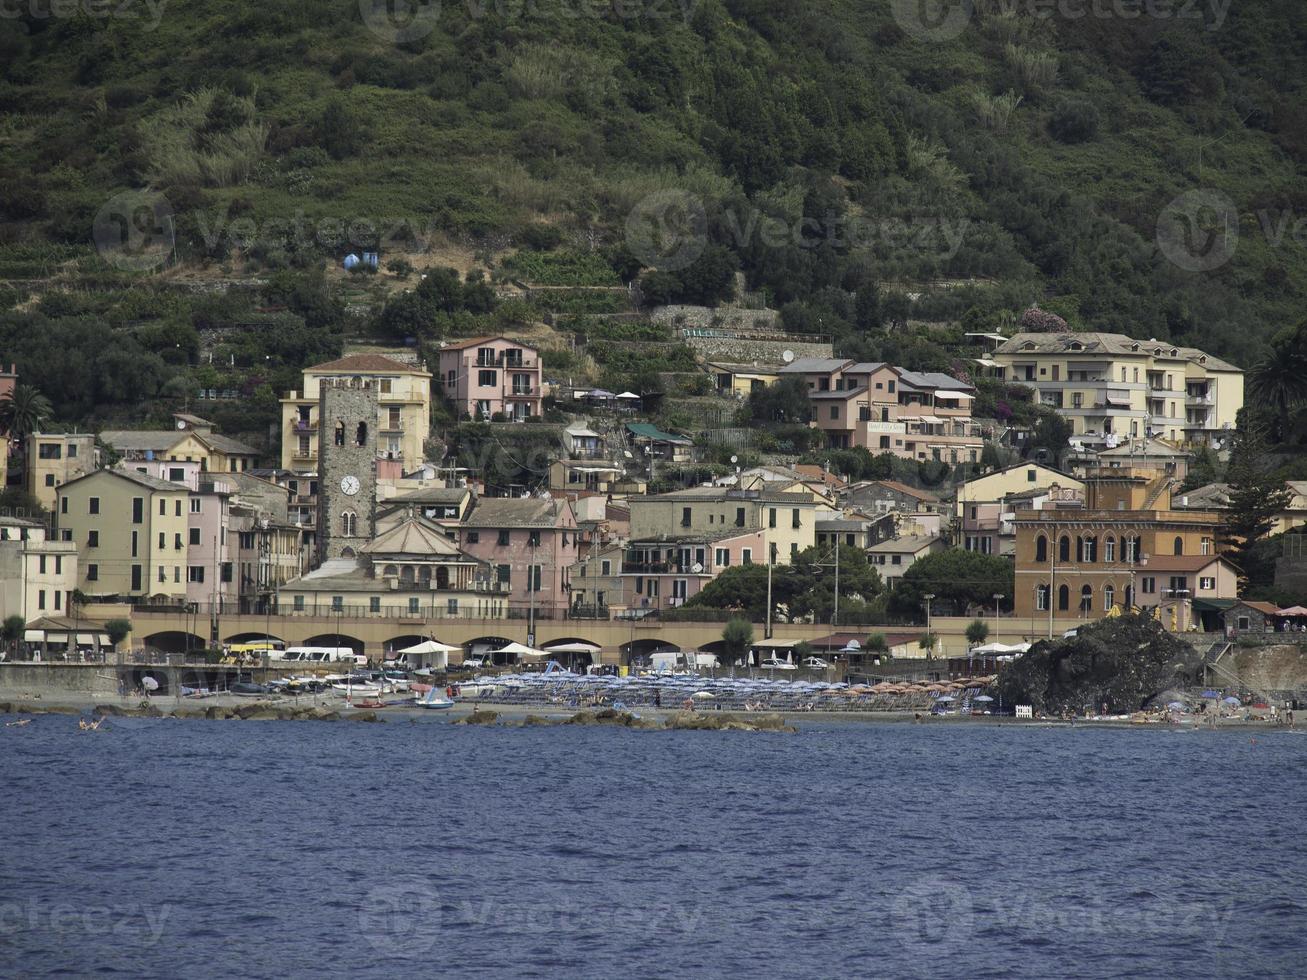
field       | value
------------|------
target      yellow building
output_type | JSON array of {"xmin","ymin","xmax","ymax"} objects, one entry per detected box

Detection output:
[
  {"xmin": 24, "ymin": 432, "xmax": 97, "ymax": 513},
  {"xmin": 100, "ymin": 414, "xmax": 260, "ymax": 475},
  {"xmin": 991, "ymin": 332, "xmax": 1243, "ymax": 448},
  {"xmin": 628, "ymin": 486, "xmax": 827, "ymax": 564},
  {"xmin": 280, "ymin": 354, "xmax": 432, "ymax": 471},
  {"xmin": 707, "ymin": 361, "xmax": 783, "ymax": 398},
  {"xmin": 56, "ymin": 468, "xmax": 190, "ymax": 600},
  {"xmin": 0, "ymin": 515, "xmax": 79, "ymax": 621}
]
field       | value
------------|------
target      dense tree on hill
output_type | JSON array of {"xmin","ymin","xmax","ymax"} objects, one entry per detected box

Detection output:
[{"xmin": 1219, "ymin": 423, "xmax": 1292, "ymax": 585}]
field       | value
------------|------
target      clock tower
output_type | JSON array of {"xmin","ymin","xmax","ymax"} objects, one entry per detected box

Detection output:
[{"xmin": 316, "ymin": 378, "xmax": 378, "ymax": 563}]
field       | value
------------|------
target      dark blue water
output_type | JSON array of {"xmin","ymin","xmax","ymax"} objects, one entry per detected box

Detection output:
[{"xmin": 3, "ymin": 716, "xmax": 1305, "ymax": 978}]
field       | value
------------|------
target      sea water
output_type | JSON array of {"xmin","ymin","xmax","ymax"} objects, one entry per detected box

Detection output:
[{"xmin": 2, "ymin": 716, "xmax": 1304, "ymax": 978}]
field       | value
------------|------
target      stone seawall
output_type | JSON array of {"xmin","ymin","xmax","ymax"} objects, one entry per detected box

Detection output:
[{"xmin": 0, "ymin": 663, "xmax": 121, "ymax": 695}]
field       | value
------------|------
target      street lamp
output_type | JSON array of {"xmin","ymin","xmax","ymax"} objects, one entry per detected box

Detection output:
[
  {"xmin": 992, "ymin": 593, "xmax": 1004, "ymax": 641},
  {"xmin": 923, "ymin": 593, "xmax": 936, "ymax": 661}
]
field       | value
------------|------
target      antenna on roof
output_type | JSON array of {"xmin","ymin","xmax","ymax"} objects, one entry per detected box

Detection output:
[{"xmin": 782, "ymin": 350, "xmax": 795, "ymax": 364}]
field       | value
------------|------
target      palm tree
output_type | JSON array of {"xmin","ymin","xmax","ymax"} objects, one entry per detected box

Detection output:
[
  {"xmin": 1249, "ymin": 352, "xmax": 1307, "ymax": 444},
  {"xmin": 0, "ymin": 384, "xmax": 52, "ymax": 438}
]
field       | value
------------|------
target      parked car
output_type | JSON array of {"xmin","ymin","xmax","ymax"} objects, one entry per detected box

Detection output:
[
  {"xmin": 760, "ymin": 657, "xmax": 797, "ymax": 670},
  {"xmin": 801, "ymin": 656, "xmax": 830, "ymax": 670}
]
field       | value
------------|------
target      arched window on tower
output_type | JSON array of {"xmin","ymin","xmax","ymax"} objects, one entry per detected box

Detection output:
[
  {"xmin": 355, "ymin": 421, "xmax": 368, "ymax": 446},
  {"xmin": 341, "ymin": 511, "xmax": 356, "ymax": 536},
  {"xmin": 334, "ymin": 421, "xmax": 345, "ymax": 446},
  {"xmin": 1174, "ymin": 536, "xmax": 1184, "ymax": 556}
]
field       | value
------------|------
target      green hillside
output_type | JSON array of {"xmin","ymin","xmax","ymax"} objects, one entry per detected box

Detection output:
[{"xmin": 0, "ymin": 0, "xmax": 1304, "ymax": 437}]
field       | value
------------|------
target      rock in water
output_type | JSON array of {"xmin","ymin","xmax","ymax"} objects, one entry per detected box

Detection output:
[
  {"xmin": 456, "ymin": 710, "xmax": 499, "ymax": 725},
  {"xmin": 665, "ymin": 711, "xmax": 796, "ymax": 733},
  {"xmin": 996, "ymin": 612, "xmax": 1205, "ymax": 716}
]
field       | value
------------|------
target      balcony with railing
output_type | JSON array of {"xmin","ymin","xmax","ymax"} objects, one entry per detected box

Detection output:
[{"xmin": 506, "ymin": 386, "xmax": 541, "ymax": 398}]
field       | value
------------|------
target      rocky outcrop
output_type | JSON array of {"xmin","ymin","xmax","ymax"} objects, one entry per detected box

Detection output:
[
  {"xmin": 94, "ymin": 702, "xmax": 163, "ymax": 718},
  {"xmin": 996, "ymin": 612, "xmax": 1206, "ymax": 715},
  {"xmin": 666, "ymin": 711, "xmax": 797, "ymax": 733},
  {"xmin": 455, "ymin": 709, "xmax": 500, "ymax": 725}
]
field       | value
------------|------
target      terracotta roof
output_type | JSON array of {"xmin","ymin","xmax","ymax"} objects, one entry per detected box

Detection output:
[
  {"xmin": 439, "ymin": 336, "xmax": 538, "ymax": 352},
  {"xmin": 307, "ymin": 353, "xmax": 422, "ymax": 373},
  {"xmin": 858, "ymin": 480, "xmax": 941, "ymax": 502},
  {"xmin": 362, "ymin": 517, "xmax": 472, "ymax": 558},
  {"xmin": 463, "ymin": 497, "xmax": 569, "ymax": 528},
  {"xmin": 1236, "ymin": 600, "xmax": 1281, "ymax": 615}
]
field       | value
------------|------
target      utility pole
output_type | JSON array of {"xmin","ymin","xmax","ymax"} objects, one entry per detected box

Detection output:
[
  {"xmin": 528, "ymin": 538, "xmax": 536, "ymax": 648},
  {"xmin": 765, "ymin": 542, "xmax": 776, "ymax": 640},
  {"xmin": 833, "ymin": 541, "xmax": 840, "ymax": 627}
]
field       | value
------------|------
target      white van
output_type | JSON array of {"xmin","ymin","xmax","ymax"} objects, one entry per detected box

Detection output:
[{"xmin": 285, "ymin": 646, "xmax": 364, "ymax": 666}]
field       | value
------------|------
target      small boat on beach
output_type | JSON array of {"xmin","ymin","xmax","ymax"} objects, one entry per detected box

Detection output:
[
  {"xmin": 231, "ymin": 682, "xmax": 270, "ymax": 697},
  {"xmin": 415, "ymin": 687, "xmax": 455, "ymax": 710}
]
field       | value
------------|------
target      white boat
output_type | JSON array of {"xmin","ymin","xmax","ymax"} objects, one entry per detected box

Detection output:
[
  {"xmin": 415, "ymin": 687, "xmax": 455, "ymax": 710},
  {"xmin": 330, "ymin": 682, "xmax": 384, "ymax": 699}
]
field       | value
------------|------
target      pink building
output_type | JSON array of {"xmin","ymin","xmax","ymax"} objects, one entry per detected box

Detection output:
[
  {"xmin": 454, "ymin": 496, "xmax": 577, "ymax": 617},
  {"xmin": 437, "ymin": 337, "xmax": 546, "ymax": 421},
  {"xmin": 621, "ymin": 528, "xmax": 767, "ymax": 613},
  {"xmin": 187, "ymin": 478, "xmax": 239, "ymax": 611},
  {"xmin": 784, "ymin": 359, "xmax": 987, "ymax": 464}
]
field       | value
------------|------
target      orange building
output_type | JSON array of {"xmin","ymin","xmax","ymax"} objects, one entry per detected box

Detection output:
[{"xmin": 1012, "ymin": 473, "xmax": 1236, "ymax": 631}]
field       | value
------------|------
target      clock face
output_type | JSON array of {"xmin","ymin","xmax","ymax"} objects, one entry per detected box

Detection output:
[{"xmin": 340, "ymin": 475, "xmax": 360, "ymax": 496}]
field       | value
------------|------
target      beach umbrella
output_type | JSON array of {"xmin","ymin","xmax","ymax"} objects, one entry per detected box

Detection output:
[
  {"xmin": 973, "ymin": 695, "xmax": 994, "ymax": 703},
  {"xmin": 141, "ymin": 675, "xmax": 159, "ymax": 691},
  {"xmin": 1222, "ymin": 696, "xmax": 1241, "ymax": 706},
  {"xmin": 691, "ymin": 691, "xmax": 715, "ymax": 700},
  {"xmin": 935, "ymin": 695, "xmax": 956, "ymax": 702}
]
